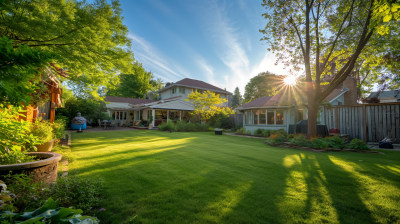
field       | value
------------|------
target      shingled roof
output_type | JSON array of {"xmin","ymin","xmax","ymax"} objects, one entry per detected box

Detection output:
[
  {"xmin": 158, "ymin": 78, "xmax": 231, "ymax": 94},
  {"xmin": 105, "ymin": 96, "xmax": 154, "ymax": 105}
]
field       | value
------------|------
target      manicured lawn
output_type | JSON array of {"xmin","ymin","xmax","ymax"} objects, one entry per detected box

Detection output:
[{"xmin": 70, "ymin": 130, "xmax": 400, "ymax": 224}]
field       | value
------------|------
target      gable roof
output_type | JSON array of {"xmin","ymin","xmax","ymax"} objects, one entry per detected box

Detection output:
[
  {"xmin": 157, "ymin": 78, "xmax": 231, "ymax": 94},
  {"xmin": 367, "ymin": 90, "xmax": 400, "ymax": 100},
  {"xmin": 105, "ymin": 96, "xmax": 154, "ymax": 105},
  {"xmin": 239, "ymin": 87, "xmax": 347, "ymax": 109}
]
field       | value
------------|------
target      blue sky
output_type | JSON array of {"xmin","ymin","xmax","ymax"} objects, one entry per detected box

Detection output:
[{"xmin": 120, "ymin": 0, "xmax": 287, "ymax": 93}]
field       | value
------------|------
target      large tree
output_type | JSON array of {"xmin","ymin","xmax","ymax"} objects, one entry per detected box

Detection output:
[
  {"xmin": 244, "ymin": 72, "xmax": 281, "ymax": 103},
  {"xmin": 0, "ymin": 0, "xmax": 134, "ymax": 99},
  {"xmin": 261, "ymin": 0, "xmax": 399, "ymax": 137},
  {"xmin": 106, "ymin": 63, "xmax": 163, "ymax": 98}
]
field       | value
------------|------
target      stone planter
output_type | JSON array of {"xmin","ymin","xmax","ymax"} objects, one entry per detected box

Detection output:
[
  {"xmin": 0, "ymin": 152, "xmax": 62, "ymax": 184},
  {"xmin": 36, "ymin": 140, "xmax": 54, "ymax": 152}
]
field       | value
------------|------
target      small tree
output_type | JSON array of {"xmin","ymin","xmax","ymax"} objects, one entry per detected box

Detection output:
[
  {"xmin": 185, "ymin": 90, "xmax": 227, "ymax": 122},
  {"xmin": 244, "ymin": 72, "xmax": 281, "ymax": 103},
  {"xmin": 230, "ymin": 87, "xmax": 243, "ymax": 108}
]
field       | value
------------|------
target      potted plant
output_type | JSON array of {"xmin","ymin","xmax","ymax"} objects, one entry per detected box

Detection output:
[
  {"xmin": 0, "ymin": 105, "xmax": 62, "ymax": 183},
  {"xmin": 31, "ymin": 118, "xmax": 54, "ymax": 152}
]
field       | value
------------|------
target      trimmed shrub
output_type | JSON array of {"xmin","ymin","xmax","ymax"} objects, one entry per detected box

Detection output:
[
  {"xmin": 254, "ymin": 129, "xmax": 264, "ymax": 137},
  {"xmin": 310, "ymin": 138, "xmax": 330, "ymax": 149},
  {"xmin": 328, "ymin": 136, "xmax": 346, "ymax": 149},
  {"xmin": 291, "ymin": 134, "xmax": 310, "ymax": 147},
  {"xmin": 267, "ymin": 133, "xmax": 287, "ymax": 144},
  {"xmin": 262, "ymin": 129, "xmax": 270, "ymax": 137},
  {"xmin": 158, "ymin": 121, "xmax": 174, "ymax": 131},
  {"xmin": 348, "ymin": 138, "xmax": 369, "ymax": 150}
]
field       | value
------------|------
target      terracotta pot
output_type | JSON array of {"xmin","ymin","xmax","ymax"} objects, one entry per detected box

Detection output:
[
  {"xmin": 0, "ymin": 152, "xmax": 62, "ymax": 184},
  {"xmin": 36, "ymin": 140, "xmax": 54, "ymax": 152}
]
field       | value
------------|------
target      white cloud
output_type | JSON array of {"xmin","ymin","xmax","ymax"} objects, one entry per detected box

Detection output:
[{"xmin": 128, "ymin": 33, "xmax": 188, "ymax": 82}]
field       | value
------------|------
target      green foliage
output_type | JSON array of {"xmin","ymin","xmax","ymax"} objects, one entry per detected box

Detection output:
[
  {"xmin": 262, "ymin": 129, "xmax": 271, "ymax": 137},
  {"xmin": 186, "ymin": 90, "xmax": 228, "ymax": 122},
  {"xmin": 254, "ymin": 129, "xmax": 264, "ymax": 137},
  {"xmin": 0, "ymin": 151, "xmax": 36, "ymax": 165},
  {"xmin": 328, "ymin": 136, "xmax": 346, "ymax": 149},
  {"xmin": 230, "ymin": 87, "xmax": 243, "ymax": 108},
  {"xmin": 207, "ymin": 107, "xmax": 235, "ymax": 129},
  {"xmin": 0, "ymin": 198, "xmax": 99, "ymax": 224},
  {"xmin": 3, "ymin": 173, "xmax": 47, "ymax": 212},
  {"xmin": 235, "ymin": 128, "xmax": 251, "ymax": 135},
  {"xmin": 260, "ymin": 0, "xmax": 399, "ymax": 137},
  {"xmin": 0, "ymin": 0, "xmax": 134, "ymax": 98},
  {"xmin": 0, "ymin": 36, "xmax": 57, "ymax": 105},
  {"xmin": 52, "ymin": 119, "xmax": 66, "ymax": 140},
  {"xmin": 159, "ymin": 121, "xmax": 209, "ymax": 132},
  {"xmin": 0, "ymin": 105, "xmax": 38, "ymax": 163},
  {"xmin": 106, "ymin": 63, "xmax": 163, "ymax": 98},
  {"xmin": 348, "ymin": 139, "xmax": 370, "ymax": 150},
  {"xmin": 244, "ymin": 72, "xmax": 281, "ymax": 103},
  {"xmin": 56, "ymin": 97, "xmax": 106, "ymax": 126},
  {"xmin": 310, "ymin": 138, "xmax": 330, "ymax": 149},
  {"xmin": 47, "ymin": 176, "xmax": 103, "ymax": 214},
  {"xmin": 158, "ymin": 121, "xmax": 175, "ymax": 131},
  {"xmin": 30, "ymin": 118, "xmax": 54, "ymax": 145},
  {"xmin": 266, "ymin": 132, "xmax": 287, "ymax": 145},
  {"xmin": 290, "ymin": 134, "xmax": 310, "ymax": 147}
]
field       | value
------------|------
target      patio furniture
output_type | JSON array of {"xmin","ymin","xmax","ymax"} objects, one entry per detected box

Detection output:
[{"xmin": 214, "ymin": 128, "xmax": 223, "ymax": 135}]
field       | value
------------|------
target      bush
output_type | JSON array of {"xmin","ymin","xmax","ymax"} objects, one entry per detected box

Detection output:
[
  {"xmin": 235, "ymin": 128, "xmax": 250, "ymax": 135},
  {"xmin": 3, "ymin": 173, "xmax": 47, "ymax": 212},
  {"xmin": 267, "ymin": 133, "xmax": 287, "ymax": 144},
  {"xmin": 47, "ymin": 176, "xmax": 103, "ymax": 214},
  {"xmin": 53, "ymin": 119, "xmax": 66, "ymax": 140},
  {"xmin": 328, "ymin": 136, "xmax": 346, "ymax": 149},
  {"xmin": 310, "ymin": 138, "xmax": 330, "ymax": 149},
  {"xmin": 0, "ymin": 198, "xmax": 99, "ymax": 223},
  {"xmin": 0, "ymin": 105, "xmax": 39, "ymax": 164},
  {"xmin": 158, "ymin": 121, "xmax": 175, "ymax": 131},
  {"xmin": 30, "ymin": 118, "xmax": 54, "ymax": 145},
  {"xmin": 291, "ymin": 134, "xmax": 310, "ymax": 147},
  {"xmin": 262, "ymin": 130, "xmax": 271, "ymax": 137},
  {"xmin": 348, "ymin": 138, "xmax": 369, "ymax": 150},
  {"xmin": 254, "ymin": 129, "xmax": 264, "ymax": 137}
]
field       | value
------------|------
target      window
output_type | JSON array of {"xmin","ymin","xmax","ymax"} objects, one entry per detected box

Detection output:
[
  {"xmin": 276, "ymin": 110, "xmax": 284, "ymax": 124},
  {"xmin": 267, "ymin": 110, "xmax": 275, "ymax": 125},
  {"xmin": 179, "ymin": 87, "xmax": 185, "ymax": 94},
  {"xmin": 245, "ymin": 111, "xmax": 252, "ymax": 125},
  {"xmin": 113, "ymin": 111, "xmax": 127, "ymax": 120},
  {"xmin": 172, "ymin": 88, "xmax": 176, "ymax": 94},
  {"xmin": 259, "ymin": 110, "xmax": 266, "ymax": 124},
  {"xmin": 253, "ymin": 110, "xmax": 259, "ymax": 124}
]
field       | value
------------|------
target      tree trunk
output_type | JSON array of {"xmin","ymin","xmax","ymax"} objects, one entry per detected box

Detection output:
[{"xmin": 307, "ymin": 100, "xmax": 319, "ymax": 138}]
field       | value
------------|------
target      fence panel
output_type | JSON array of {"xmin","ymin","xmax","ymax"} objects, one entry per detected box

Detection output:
[{"xmin": 323, "ymin": 103, "xmax": 400, "ymax": 143}]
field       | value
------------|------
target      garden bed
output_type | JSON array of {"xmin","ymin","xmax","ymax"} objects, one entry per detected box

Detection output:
[
  {"xmin": 264, "ymin": 141, "xmax": 382, "ymax": 153},
  {"xmin": 0, "ymin": 152, "xmax": 62, "ymax": 184}
]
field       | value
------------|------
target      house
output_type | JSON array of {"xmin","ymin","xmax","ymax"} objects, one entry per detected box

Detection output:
[
  {"xmin": 237, "ymin": 77, "xmax": 358, "ymax": 134},
  {"xmin": 105, "ymin": 78, "xmax": 231, "ymax": 127},
  {"xmin": 365, "ymin": 90, "xmax": 400, "ymax": 103}
]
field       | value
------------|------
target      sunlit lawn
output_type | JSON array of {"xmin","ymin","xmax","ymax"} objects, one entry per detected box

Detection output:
[{"xmin": 70, "ymin": 130, "xmax": 400, "ymax": 224}]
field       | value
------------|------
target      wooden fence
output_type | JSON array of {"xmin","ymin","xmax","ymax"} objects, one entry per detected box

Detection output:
[
  {"xmin": 323, "ymin": 103, "xmax": 400, "ymax": 143},
  {"xmin": 230, "ymin": 114, "xmax": 243, "ymax": 128}
]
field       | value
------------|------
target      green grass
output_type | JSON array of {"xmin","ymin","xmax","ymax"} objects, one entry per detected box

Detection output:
[{"xmin": 69, "ymin": 130, "xmax": 400, "ymax": 224}]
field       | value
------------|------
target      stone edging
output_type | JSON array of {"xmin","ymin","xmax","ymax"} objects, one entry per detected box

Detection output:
[{"xmin": 0, "ymin": 152, "xmax": 62, "ymax": 171}]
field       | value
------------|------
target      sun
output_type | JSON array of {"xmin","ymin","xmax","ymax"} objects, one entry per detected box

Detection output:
[{"xmin": 283, "ymin": 75, "xmax": 297, "ymax": 86}]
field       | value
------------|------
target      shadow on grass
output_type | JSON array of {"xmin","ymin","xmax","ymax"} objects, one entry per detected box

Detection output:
[{"xmin": 69, "ymin": 131, "xmax": 400, "ymax": 224}]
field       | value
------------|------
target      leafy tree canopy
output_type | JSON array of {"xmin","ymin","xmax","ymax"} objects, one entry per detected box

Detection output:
[
  {"xmin": 186, "ymin": 90, "xmax": 228, "ymax": 122},
  {"xmin": 0, "ymin": 0, "xmax": 134, "ymax": 98},
  {"xmin": 106, "ymin": 63, "xmax": 163, "ymax": 99},
  {"xmin": 260, "ymin": 0, "xmax": 399, "ymax": 137},
  {"xmin": 244, "ymin": 72, "xmax": 281, "ymax": 103},
  {"xmin": 230, "ymin": 87, "xmax": 243, "ymax": 108}
]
